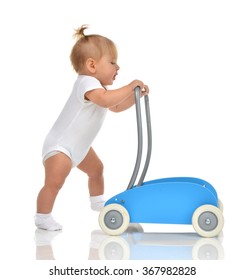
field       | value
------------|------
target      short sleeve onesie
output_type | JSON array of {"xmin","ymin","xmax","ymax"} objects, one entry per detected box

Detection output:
[{"xmin": 42, "ymin": 75, "xmax": 107, "ymax": 167}]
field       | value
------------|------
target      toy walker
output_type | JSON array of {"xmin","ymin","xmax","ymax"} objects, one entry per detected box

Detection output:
[{"xmin": 99, "ymin": 87, "xmax": 224, "ymax": 237}]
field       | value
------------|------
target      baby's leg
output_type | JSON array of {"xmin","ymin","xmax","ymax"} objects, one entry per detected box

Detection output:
[
  {"xmin": 77, "ymin": 147, "xmax": 105, "ymax": 211},
  {"xmin": 35, "ymin": 153, "xmax": 72, "ymax": 230}
]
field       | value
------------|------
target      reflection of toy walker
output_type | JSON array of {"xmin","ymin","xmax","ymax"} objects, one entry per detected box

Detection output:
[
  {"xmin": 95, "ymin": 231, "xmax": 224, "ymax": 260},
  {"xmin": 99, "ymin": 87, "xmax": 224, "ymax": 237}
]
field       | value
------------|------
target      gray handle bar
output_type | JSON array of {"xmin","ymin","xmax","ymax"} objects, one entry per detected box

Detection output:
[{"xmin": 127, "ymin": 86, "xmax": 152, "ymax": 190}]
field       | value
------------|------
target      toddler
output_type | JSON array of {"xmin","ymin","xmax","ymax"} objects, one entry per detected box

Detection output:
[{"xmin": 35, "ymin": 25, "xmax": 149, "ymax": 230}]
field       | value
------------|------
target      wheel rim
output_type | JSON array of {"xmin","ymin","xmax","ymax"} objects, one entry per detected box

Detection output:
[
  {"xmin": 198, "ymin": 211, "xmax": 218, "ymax": 231},
  {"xmin": 192, "ymin": 204, "xmax": 224, "ymax": 237},
  {"xmin": 104, "ymin": 210, "xmax": 123, "ymax": 230},
  {"xmin": 99, "ymin": 204, "xmax": 130, "ymax": 235}
]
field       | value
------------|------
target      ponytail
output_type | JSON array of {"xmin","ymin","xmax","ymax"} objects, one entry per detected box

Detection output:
[{"xmin": 73, "ymin": 24, "xmax": 89, "ymax": 41}]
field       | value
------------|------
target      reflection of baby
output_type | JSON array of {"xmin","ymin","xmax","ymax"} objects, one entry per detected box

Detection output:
[{"xmin": 35, "ymin": 229, "xmax": 61, "ymax": 260}]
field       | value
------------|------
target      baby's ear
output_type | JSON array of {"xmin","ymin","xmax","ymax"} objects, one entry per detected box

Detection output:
[{"xmin": 86, "ymin": 58, "xmax": 96, "ymax": 73}]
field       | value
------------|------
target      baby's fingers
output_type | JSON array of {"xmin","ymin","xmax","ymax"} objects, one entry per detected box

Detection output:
[{"xmin": 141, "ymin": 85, "xmax": 149, "ymax": 95}]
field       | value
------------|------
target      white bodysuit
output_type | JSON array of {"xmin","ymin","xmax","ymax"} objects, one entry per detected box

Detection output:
[{"xmin": 42, "ymin": 75, "xmax": 107, "ymax": 167}]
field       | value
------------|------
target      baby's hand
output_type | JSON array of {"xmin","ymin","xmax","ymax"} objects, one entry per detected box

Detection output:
[
  {"xmin": 141, "ymin": 85, "xmax": 149, "ymax": 96},
  {"xmin": 130, "ymin": 80, "xmax": 149, "ymax": 95}
]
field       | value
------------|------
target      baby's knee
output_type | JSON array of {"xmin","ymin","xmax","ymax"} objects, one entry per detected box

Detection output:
[
  {"xmin": 44, "ymin": 176, "xmax": 66, "ymax": 191},
  {"xmin": 89, "ymin": 161, "xmax": 104, "ymax": 178}
]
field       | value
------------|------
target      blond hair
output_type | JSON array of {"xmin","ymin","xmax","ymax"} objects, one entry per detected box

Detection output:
[{"xmin": 70, "ymin": 25, "xmax": 118, "ymax": 73}]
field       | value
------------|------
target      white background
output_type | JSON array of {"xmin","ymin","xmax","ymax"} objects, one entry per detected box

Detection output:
[{"xmin": 0, "ymin": 0, "xmax": 243, "ymax": 278}]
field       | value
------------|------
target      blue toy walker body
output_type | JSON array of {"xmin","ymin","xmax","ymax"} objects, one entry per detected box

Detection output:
[
  {"xmin": 105, "ymin": 177, "xmax": 218, "ymax": 225},
  {"xmin": 99, "ymin": 87, "xmax": 224, "ymax": 237}
]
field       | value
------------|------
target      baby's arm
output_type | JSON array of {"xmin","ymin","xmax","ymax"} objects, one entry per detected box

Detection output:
[
  {"xmin": 85, "ymin": 80, "xmax": 148, "ymax": 110},
  {"xmin": 109, "ymin": 86, "xmax": 149, "ymax": 112}
]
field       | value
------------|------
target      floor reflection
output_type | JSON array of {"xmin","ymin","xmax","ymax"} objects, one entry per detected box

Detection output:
[
  {"xmin": 35, "ymin": 229, "xmax": 61, "ymax": 260},
  {"xmin": 88, "ymin": 224, "xmax": 224, "ymax": 260},
  {"xmin": 34, "ymin": 225, "xmax": 224, "ymax": 260}
]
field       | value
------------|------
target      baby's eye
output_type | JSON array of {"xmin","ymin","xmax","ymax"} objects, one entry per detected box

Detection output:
[{"xmin": 111, "ymin": 62, "xmax": 116, "ymax": 65}]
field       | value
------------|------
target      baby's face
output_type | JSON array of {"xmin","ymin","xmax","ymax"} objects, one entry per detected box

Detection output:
[{"xmin": 95, "ymin": 54, "xmax": 120, "ymax": 86}]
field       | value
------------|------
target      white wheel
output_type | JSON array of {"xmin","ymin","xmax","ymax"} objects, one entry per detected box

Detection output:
[
  {"xmin": 126, "ymin": 223, "xmax": 144, "ymax": 233},
  {"xmin": 218, "ymin": 199, "xmax": 224, "ymax": 212},
  {"xmin": 192, "ymin": 204, "xmax": 224, "ymax": 238},
  {"xmin": 99, "ymin": 204, "xmax": 130, "ymax": 236}
]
